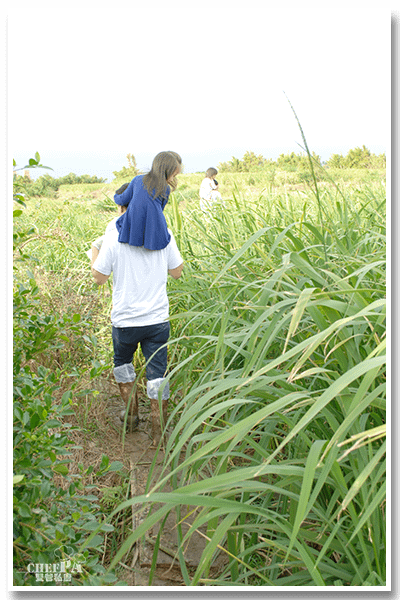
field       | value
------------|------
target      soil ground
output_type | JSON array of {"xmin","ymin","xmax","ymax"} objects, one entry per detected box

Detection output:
[{"xmin": 91, "ymin": 376, "xmax": 227, "ymax": 587}]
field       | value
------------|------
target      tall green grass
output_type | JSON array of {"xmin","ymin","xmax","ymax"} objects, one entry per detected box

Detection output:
[
  {"xmin": 15, "ymin": 169, "xmax": 386, "ymax": 587},
  {"xmin": 110, "ymin": 177, "xmax": 386, "ymax": 586}
]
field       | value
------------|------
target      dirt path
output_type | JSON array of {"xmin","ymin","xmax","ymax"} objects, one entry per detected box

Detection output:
[
  {"xmin": 98, "ymin": 379, "xmax": 227, "ymax": 586},
  {"xmin": 125, "ymin": 431, "xmax": 209, "ymax": 587}
]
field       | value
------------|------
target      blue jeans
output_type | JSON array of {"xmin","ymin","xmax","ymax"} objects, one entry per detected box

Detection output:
[{"xmin": 112, "ymin": 321, "xmax": 170, "ymax": 381}]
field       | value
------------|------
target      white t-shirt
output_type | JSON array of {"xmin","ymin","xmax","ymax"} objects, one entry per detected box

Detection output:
[
  {"xmin": 93, "ymin": 228, "xmax": 183, "ymax": 328},
  {"xmin": 199, "ymin": 177, "xmax": 222, "ymax": 212},
  {"xmin": 199, "ymin": 177, "xmax": 217, "ymax": 201}
]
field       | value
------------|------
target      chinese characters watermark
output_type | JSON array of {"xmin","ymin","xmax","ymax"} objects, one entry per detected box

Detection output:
[{"xmin": 26, "ymin": 555, "xmax": 84, "ymax": 583}]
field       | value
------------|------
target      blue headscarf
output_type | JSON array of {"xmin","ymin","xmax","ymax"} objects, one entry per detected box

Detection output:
[{"xmin": 114, "ymin": 175, "xmax": 171, "ymax": 250}]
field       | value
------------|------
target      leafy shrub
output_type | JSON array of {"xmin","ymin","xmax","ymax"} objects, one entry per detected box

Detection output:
[
  {"xmin": 13, "ymin": 382, "xmax": 119, "ymax": 586},
  {"xmin": 217, "ymin": 147, "xmax": 385, "ymax": 173},
  {"xmin": 13, "ymin": 156, "xmax": 125, "ymax": 586},
  {"xmin": 13, "ymin": 170, "xmax": 106, "ymax": 198}
]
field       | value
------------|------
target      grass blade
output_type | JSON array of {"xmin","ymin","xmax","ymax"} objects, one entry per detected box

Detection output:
[{"xmin": 285, "ymin": 440, "xmax": 326, "ymax": 561}]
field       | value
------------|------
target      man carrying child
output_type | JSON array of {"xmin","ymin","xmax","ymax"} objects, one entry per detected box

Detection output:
[{"xmin": 91, "ymin": 151, "xmax": 184, "ymax": 444}]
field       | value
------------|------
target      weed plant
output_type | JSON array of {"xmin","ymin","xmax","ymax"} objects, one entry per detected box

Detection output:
[
  {"xmin": 14, "ymin": 157, "xmax": 386, "ymax": 587},
  {"xmin": 110, "ymin": 173, "xmax": 386, "ymax": 586},
  {"xmin": 13, "ymin": 159, "xmax": 127, "ymax": 586}
]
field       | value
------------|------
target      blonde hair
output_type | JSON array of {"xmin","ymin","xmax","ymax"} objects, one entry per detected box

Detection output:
[{"xmin": 143, "ymin": 151, "xmax": 182, "ymax": 198}]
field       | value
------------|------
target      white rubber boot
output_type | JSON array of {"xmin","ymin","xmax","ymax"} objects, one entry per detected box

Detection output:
[{"xmin": 147, "ymin": 378, "xmax": 169, "ymax": 444}]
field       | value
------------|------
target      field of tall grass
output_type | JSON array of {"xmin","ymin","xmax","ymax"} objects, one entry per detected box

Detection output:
[{"xmin": 14, "ymin": 164, "xmax": 387, "ymax": 587}]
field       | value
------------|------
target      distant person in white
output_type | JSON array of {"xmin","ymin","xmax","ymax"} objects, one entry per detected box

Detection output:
[{"xmin": 199, "ymin": 167, "xmax": 222, "ymax": 213}]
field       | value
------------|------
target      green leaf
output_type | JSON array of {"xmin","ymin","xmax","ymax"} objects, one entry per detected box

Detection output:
[
  {"xmin": 53, "ymin": 464, "xmax": 69, "ymax": 475},
  {"xmin": 283, "ymin": 286, "xmax": 315, "ymax": 352},
  {"xmin": 108, "ymin": 461, "xmax": 124, "ymax": 472},
  {"xmin": 13, "ymin": 475, "xmax": 25, "ymax": 485},
  {"xmin": 46, "ymin": 419, "xmax": 62, "ymax": 428},
  {"xmin": 211, "ymin": 227, "xmax": 270, "ymax": 286},
  {"xmin": 18, "ymin": 502, "xmax": 31, "ymax": 518},
  {"xmin": 84, "ymin": 534, "xmax": 104, "ymax": 549},
  {"xmin": 285, "ymin": 439, "xmax": 326, "ymax": 561},
  {"xmin": 339, "ymin": 441, "xmax": 386, "ymax": 514},
  {"xmin": 81, "ymin": 520, "xmax": 102, "ymax": 531},
  {"xmin": 348, "ymin": 481, "xmax": 386, "ymax": 543}
]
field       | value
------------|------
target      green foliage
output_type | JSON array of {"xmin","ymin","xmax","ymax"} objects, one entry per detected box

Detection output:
[
  {"xmin": 13, "ymin": 382, "xmax": 117, "ymax": 586},
  {"xmin": 13, "ymin": 170, "xmax": 106, "ymax": 198},
  {"xmin": 110, "ymin": 157, "xmax": 386, "ymax": 585},
  {"xmin": 13, "ymin": 341, "xmax": 119, "ymax": 584},
  {"xmin": 13, "ymin": 145, "xmax": 386, "ymax": 587},
  {"xmin": 112, "ymin": 152, "xmax": 140, "ymax": 181},
  {"xmin": 218, "ymin": 151, "xmax": 273, "ymax": 173},
  {"xmin": 13, "ymin": 157, "xmax": 125, "ymax": 586},
  {"xmin": 326, "ymin": 145, "xmax": 386, "ymax": 169},
  {"xmin": 218, "ymin": 146, "xmax": 385, "ymax": 173}
]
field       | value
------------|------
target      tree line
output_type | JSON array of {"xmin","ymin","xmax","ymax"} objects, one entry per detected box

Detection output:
[
  {"xmin": 13, "ymin": 171, "xmax": 106, "ymax": 197},
  {"xmin": 13, "ymin": 146, "xmax": 385, "ymax": 199},
  {"xmin": 13, "ymin": 153, "xmax": 140, "ymax": 198},
  {"xmin": 217, "ymin": 146, "xmax": 386, "ymax": 172}
]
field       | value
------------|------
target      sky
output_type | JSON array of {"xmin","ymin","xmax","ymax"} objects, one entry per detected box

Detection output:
[{"xmin": 8, "ymin": 1, "xmax": 394, "ymax": 182}]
